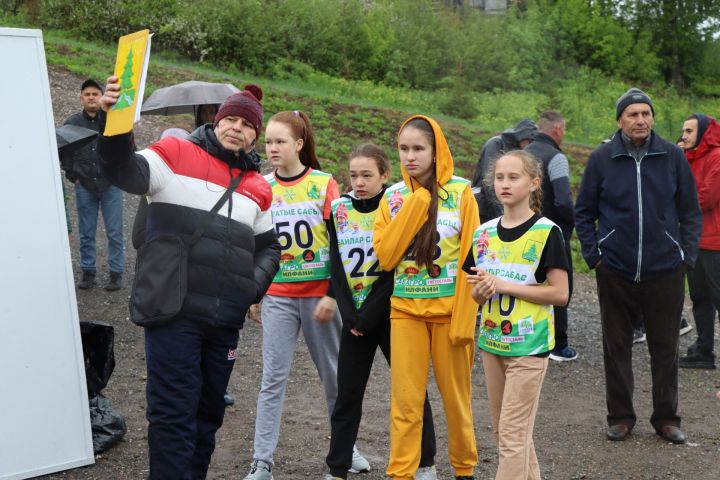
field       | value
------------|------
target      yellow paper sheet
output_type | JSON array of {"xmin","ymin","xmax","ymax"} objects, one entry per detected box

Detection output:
[{"xmin": 104, "ymin": 29, "xmax": 152, "ymax": 136}]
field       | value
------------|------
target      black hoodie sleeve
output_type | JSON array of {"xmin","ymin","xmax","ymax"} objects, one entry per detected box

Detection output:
[{"xmin": 97, "ymin": 132, "xmax": 151, "ymax": 195}]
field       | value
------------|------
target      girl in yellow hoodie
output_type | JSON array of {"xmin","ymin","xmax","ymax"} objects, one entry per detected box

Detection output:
[{"xmin": 374, "ymin": 116, "xmax": 479, "ymax": 479}]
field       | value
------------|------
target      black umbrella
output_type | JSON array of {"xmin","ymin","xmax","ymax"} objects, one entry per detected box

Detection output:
[
  {"xmin": 55, "ymin": 124, "xmax": 98, "ymax": 155},
  {"xmin": 140, "ymin": 81, "xmax": 239, "ymax": 115}
]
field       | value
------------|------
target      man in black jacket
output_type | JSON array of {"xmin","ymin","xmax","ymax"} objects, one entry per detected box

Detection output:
[
  {"xmin": 98, "ymin": 77, "xmax": 280, "ymax": 479},
  {"xmin": 525, "ymin": 111, "xmax": 577, "ymax": 362},
  {"xmin": 575, "ymin": 88, "xmax": 702, "ymax": 445},
  {"xmin": 61, "ymin": 79, "xmax": 124, "ymax": 290}
]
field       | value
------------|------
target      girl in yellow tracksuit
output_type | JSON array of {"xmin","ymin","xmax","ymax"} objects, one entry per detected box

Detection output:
[{"xmin": 374, "ymin": 115, "xmax": 479, "ymax": 480}]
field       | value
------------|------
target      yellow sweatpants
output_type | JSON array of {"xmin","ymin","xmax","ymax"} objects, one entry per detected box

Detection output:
[{"xmin": 387, "ymin": 318, "xmax": 477, "ymax": 479}]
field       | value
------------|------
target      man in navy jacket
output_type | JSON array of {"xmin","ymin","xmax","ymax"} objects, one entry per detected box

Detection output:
[{"xmin": 575, "ymin": 88, "xmax": 701, "ymax": 445}]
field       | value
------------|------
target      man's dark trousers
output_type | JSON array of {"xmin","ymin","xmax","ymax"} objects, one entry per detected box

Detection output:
[
  {"xmin": 596, "ymin": 263, "xmax": 684, "ymax": 431},
  {"xmin": 326, "ymin": 321, "xmax": 436, "ymax": 478},
  {"xmin": 687, "ymin": 250, "xmax": 720, "ymax": 354},
  {"xmin": 145, "ymin": 317, "xmax": 239, "ymax": 480}
]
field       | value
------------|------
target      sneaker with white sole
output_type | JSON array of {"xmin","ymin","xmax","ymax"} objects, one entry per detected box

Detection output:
[
  {"xmin": 323, "ymin": 475, "xmax": 344, "ymax": 480},
  {"xmin": 679, "ymin": 317, "xmax": 693, "ymax": 336},
  {"xmin": 549, "ymin": 346, "xmax": 578, "ymax": 362},
  {"xmin": 632, "ymin": 328, "xmax": 646, "ymax": 344},
  {"xmin": 243, "ymin": 459, "xmax": 273, "ymax": 480},
  {"xmin": 349, "ymin": 445, "xmax": 370, "ymax": 473},
  {"xmin": 416, "ymin": 465, "xmax": 438, "ymax": 480}
]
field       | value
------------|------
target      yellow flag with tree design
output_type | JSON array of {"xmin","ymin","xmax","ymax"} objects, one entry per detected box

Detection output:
[{"xmin": 104, "ymin": 29, "xmax": 152, "ymax": 136}]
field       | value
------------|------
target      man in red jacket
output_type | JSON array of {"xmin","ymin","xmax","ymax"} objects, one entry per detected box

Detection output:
[{"xmin": 679, "ymin": 114, "xmax": 720, "ymax": 369}]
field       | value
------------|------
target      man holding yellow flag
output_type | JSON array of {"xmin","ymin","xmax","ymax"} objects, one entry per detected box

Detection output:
[{"xmin": 97, "ymin": 75, "xmax": 280, "ymax": 479}]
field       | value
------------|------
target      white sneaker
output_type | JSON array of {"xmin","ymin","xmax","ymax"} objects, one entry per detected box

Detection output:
[
  {"xmin": 243, "ymin": 459, "xmax": 273, "ymax": 480},
  {"xmin": 349, "ymin": 445, "xmax": 371, "ymax": 473},
  {"xmin": 416, "ymin": 465, "xmax": 438, "ymax": 480}
]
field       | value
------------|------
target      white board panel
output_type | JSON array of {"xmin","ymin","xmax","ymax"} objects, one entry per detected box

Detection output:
[{"xmin": 0, "ymin": 28, "xmax": 94, "ymax": 479}]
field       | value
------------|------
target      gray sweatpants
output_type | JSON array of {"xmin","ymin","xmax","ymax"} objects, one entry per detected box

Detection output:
[{"xmin": 253, "ymin": 295, "xmax": 342, "ymax": 465}]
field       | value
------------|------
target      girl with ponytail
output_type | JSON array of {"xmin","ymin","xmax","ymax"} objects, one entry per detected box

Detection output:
[
  {"xmin": 467, "ymin": 150, "xmax": 569, "ymax": 479},
  {"xmin": 373, "ymin": 115, "xmax": 480, "ymax": 479},
  {"xmin": 243, "ymin": 111, "xmax": 369, "ymax": 479}
]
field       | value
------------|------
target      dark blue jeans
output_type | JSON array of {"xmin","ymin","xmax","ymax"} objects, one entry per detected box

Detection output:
[
  {"xmin": 145, "ymin": 317, "xmax": 239, "ymax": 480},
  {"xmin": 75, "ymin": 183, "xmax": 124, "ymax": 273}
]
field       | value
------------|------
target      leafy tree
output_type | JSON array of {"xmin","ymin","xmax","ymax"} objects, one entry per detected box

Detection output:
[{"xmin": 614, "ymin": 0, "xmax": 720, "ymax": 87}]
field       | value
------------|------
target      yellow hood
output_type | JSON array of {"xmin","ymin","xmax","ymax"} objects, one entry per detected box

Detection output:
[{"xmin": 398, "ymin": 115, "xmax": 454, "ymax": 190}]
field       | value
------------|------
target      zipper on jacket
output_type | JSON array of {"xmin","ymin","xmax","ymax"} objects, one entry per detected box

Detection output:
[
  {"xmin": 634, "ymin": 156, "xmax": 643, "ymax": 282},
  {"xmin": 631, "ymin": 150, "xmax": 666, "ymax": 282}
]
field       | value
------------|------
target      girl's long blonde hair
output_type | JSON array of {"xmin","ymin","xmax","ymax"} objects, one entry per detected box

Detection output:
[{"xmin": 484, "ymin": 150, "xmax": 544, "ymax": 214}]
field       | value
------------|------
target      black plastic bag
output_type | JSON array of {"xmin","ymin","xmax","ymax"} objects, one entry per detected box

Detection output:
[
  {"xmin": 89, "ymin": 393, "xmax": 127, "ymax": 454},
  {"xmin": 80, "ymin": 321, "xmax": 126, "ymax": 453},
  {"xmin": 80, "ymin": 321, "xmax": 116, "ymax": 397}
]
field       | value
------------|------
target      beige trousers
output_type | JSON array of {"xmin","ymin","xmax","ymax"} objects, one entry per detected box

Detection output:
[{"xmin": 481, "ymin": 351, "xmax": 548, "ymax": 480}]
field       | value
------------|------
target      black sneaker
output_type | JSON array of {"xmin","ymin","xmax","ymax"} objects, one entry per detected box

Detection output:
[
  {"xmin": 105, "ymin": 272, "xmax": 123, "ymax": 291},
  {"xmin": 679, "ymin": 317, "xmax": 693, "ymax": 336},
  {"xmin": 679, "ymin": 350, "xmax": 716, "ymax": 369},
  {"xmin": 224, "ymin": 391, "xmax": 235, "ymax": 406},
  {"xmin": 78, "ymin": 271, "xmax": 96, "ymax": 289}
]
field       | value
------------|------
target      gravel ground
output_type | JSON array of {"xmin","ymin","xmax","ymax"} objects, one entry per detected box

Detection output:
[{"xmin": 40, "ymin": 66, "xmax": 720, "ymax": 480}]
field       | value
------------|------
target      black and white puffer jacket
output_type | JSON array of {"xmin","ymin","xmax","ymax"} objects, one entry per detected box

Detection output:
[{"xmin": 98, "ymin": 125, "xmax": 280, "ymax": 329}]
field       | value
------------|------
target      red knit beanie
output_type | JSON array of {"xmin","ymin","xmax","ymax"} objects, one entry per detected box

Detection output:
[{"xmin": 214, "ymin": 84, "xmax": 264, "ymax": 138}]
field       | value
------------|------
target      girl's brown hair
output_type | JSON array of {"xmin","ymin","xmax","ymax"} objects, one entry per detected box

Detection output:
[
  {"xmin": 348, "ymin": 143, "xmax": 391, "ymax": 176},
  {"xmin": 268, "ymin": 110, "xmax": 321, "ymax": 170},
  {"xmin": 401, "ymin": 118, "xmax": 439, "ymax": 272},
  {"xmin": 484, "ymin": 150, "xmax": 544, "ymax": 214}
]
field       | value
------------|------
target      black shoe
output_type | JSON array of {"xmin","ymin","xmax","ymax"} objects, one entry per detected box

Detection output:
[
  {"xmin": 455, "ymin": 477, "xmax": 474, "ymax": 480},
  {"xmin": 105, "ymin": 272, "xmax": 123, "ymax": 291},
  {"xmin": 679, "ymin": 350, "xmax": 716, "ymax": 369},
  {"xmin": 606, "ymin": 424, "xmax": 631, "ymax": 441},
  {"xmin": 224, "ymin": 391, "xmax": 235, "ymax": 406},
  {"xmin": 78, "ymin": 271, "xmax": 96, "ymax": 289},
  {"xmin": 658, "ymin": 425, "xmax": 686, "ymax": 444}
]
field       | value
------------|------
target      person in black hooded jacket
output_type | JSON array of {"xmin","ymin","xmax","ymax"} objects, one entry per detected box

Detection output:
[
  {"xmin": 472, "ymin": 118, "xmax": 537, "ymax": 221},
  {"xmin": 318, "ymin": 144, "xmax": 437, "ymax": 480},
  {"xmin": 97, "ymin": 76, "xmax": 280, "ymax": 480}
]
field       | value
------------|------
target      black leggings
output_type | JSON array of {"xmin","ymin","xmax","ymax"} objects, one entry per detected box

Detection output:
[{"xmin": 326, "ymin": 320, "xmax": 436, "ymax": 478}]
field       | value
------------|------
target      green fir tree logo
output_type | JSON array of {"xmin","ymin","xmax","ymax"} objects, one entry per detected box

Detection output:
[
  {"xmin": 112, "ymin": 48, "xmax": 136, "ymax": 110},
  {"xmin": 522, "ymin": 240, "xmax": 541, "ymax": 262},
  {"xmin": 442, "ymin": 192, "xmax": 457, "ymax": 209},
  {"xmin": 307, "ymin": 183, "xmax": 320, "ymax": 200}
]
